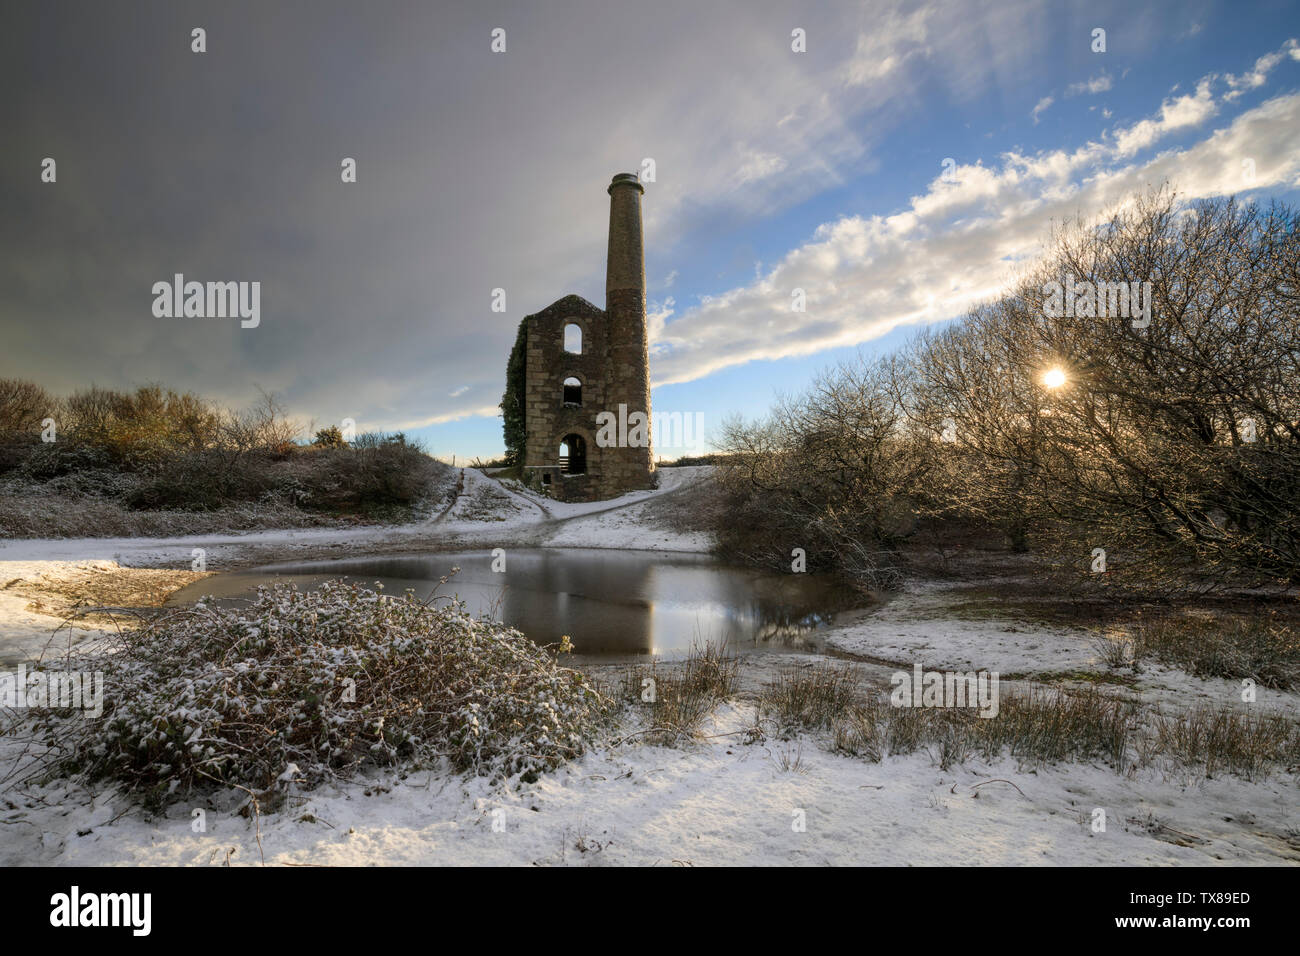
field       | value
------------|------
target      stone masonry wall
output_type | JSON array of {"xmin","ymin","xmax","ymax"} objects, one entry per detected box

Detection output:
[{"xmin": 522, "ymin": 293, "xmax": 654, "ymax": 502}]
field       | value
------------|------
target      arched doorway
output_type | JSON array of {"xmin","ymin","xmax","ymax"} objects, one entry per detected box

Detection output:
[{"xmin": 558, "ymin": 434, "xmax": 587, "ymax": 475}]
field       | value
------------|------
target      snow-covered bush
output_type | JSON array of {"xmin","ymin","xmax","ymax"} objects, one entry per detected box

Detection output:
[
  {"xmin": 33, "ymin": 581, "xmax": 612, "ymax": 808},
  {"xmin": 0, "ymin": 478, "xmax": 334, "ymax": 538}
]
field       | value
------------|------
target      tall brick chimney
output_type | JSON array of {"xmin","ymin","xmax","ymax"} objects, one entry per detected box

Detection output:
[
  {"xmin": 604, "ymin": 173, "xmax": 654, "ymax": 482},
  {"xmin": 606, "ymin": 172, "xmax": 645, "ymax": 298}
]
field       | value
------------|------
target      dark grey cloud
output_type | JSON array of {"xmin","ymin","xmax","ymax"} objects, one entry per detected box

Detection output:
[
  {"xmin": 1, "ymin": 0, "xmax": 1131, "ymax": 439},
  {"xmin": 1, "ymin": 0, "xmax": 911, "ymax": 434}
]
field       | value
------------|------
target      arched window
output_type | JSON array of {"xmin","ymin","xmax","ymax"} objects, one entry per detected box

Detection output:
[
  {"xmin": 558, "ymin": 434, "xmax": 587, "ymax": 475},
  {"xmin": 563, "ymin": 323, "xmax": 582, "ymax": 354},
  {"xmin": 562, "ymin": 376, "xmax": 582, "ymax": 406}
]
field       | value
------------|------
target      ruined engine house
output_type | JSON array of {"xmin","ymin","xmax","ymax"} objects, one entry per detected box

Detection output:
[{"xmin": 514, "ymin": 173, "xmax": 655, "ymax": 501}]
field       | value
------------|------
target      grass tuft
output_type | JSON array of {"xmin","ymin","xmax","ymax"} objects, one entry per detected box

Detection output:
[
  {"xmin": 1130, "ymin": 613, "xmax": 1300, "ymax": 690},
  {"xmin": 760, "ymin": 662, "xmax": 862, "ymax": 730},
  {"xmin": 622, "ymin": 641, "xmax": 738, "ymax": 744}
]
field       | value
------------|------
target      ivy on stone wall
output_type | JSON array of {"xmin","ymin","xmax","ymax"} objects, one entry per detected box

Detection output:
[{"xmin": 500, "ymin": 317, "xmax": 527, "ymax": 466}]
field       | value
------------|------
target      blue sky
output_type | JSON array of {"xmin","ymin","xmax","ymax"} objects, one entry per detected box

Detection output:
[{"xmin": 4, "ymin": 0, "xmax": 1299, "ymax": 462}]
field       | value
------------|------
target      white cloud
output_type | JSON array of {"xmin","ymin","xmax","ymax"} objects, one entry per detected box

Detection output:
[
  {"xmin": 390, "ymin": 404, "xmax": 503, "ymax": 431},
  {"xmin": 647, "ymin": 44, "xmax": 1300, "ymax": 389},
  {"xmin": 1112, "ymin": 78, "xmax": 1216, "ymax": 157},
  {"xmin": 1067, "ymin": 73, "xmax": 1112, "ymax": 96},
  {"xmin": 1031, "ymin": 95, "xmax": 1054, "ymax": 123},
  {"xmin": 1222, "ymin": 39, "xmax": 1300, "ymax": 101},
  {"xmin": 736, "ymin": 150, "xmax": 789, "ymax": 184},
  {"xmin": 843, "ymin": 6, "xmax": 932, "ymax": 86},
  {"xmin": 647, "ymin": 297, "xmax": 676, "ymax": 348}
]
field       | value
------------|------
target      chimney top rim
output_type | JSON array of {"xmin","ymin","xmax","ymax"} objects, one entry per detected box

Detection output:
[{"xmin": 608, "ymin": 172, "xmax": 644, "ymax": 195}]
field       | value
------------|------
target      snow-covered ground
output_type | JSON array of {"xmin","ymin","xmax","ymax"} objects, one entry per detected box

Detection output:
[
  {"xmin": 2, "ymin": 465, "xmax": 1298, "ymax": 866},
  {"xmin": 828, "ymin": 579, "xmax": 1101, "ymax": 674},
  {"xmin": 826, "ymin": 578, "xmax": 1300, "ymax": 718},
  {"xmin": 0, "ymin": 466, "xmax": 712, "ymax": 568},
  {"xmin": 7, "ymin": 697, "xmax": 1296, "ymax": 866}
]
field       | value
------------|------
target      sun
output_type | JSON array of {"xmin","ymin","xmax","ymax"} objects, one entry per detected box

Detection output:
[{"xmin": 1042, "ymin": 367, "xmax": 1067, "ymax": 389}]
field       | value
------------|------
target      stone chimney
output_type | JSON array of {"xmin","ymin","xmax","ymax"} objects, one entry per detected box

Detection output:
[
  {"xmin": 606, "ymin": 172, "xmax": 645, "ymax": 298},
  {"xmin": 604, "ymin": 173, "xmax": 654, "ymax": 483}
]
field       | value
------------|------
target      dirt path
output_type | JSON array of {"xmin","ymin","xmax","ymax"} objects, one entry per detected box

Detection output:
[{"xmin": 479, "ymin": 474, "xmax": 704, "ymax": 549}]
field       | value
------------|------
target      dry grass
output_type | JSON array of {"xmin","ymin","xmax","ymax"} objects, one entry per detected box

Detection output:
[
  {"xmin": 622, "ymin": 641, "xmax": 738, "ymax": 744},
  {"xmin": 761, "ymin": 665, "xmax": 1297, "ymax": 779},
  {"xmin": 1130, "ymin": 613, "xmax": 1300, "ymax": 689},
  {"xmin": 4, "ymin": 564, "xmax": 209, "ymax": 629},
  {"xmin": 1152, "ymin": 706, "xmax": 1300, "ymax": 779},
  {"xmin": 824, "ymin": 686, "xmax": 1135, "ymax": 771},
  {"xmin": 760, "ymin": 662, "xmax": 862, "ymax": 730},
  {"xmin": 1092, "ymin": 632, "xmax": 1136, "ymax": 670}
]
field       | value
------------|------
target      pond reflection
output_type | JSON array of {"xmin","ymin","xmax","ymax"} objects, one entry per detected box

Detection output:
[{"xmin": 166, "ymin": 549, "xmax": 861, "ymax": 658}]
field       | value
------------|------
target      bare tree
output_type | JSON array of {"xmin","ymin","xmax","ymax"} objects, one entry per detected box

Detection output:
[
  {"xmin": 911, "ymin": 188, "xmax": 1300, "ymax": 587},
  {"xmin": 713, "ymin": 358, "xmax": 931, "ymax": 589},
  {"xmin": 0, "ymin": 379, "xmax": 54, "ymax": 439},
  {"xmin": 718, "ymin": 187, "xmax": 1300, "ymax": 592}
]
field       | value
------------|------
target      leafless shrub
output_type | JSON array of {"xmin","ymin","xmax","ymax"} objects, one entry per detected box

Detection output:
[
  {"xmin": 711, "ymin": 359, "xmax": 932, "ymax": 590},
  {"xmin": 0, "ymin": 379, "xmax": 54, "ymax": 441}
]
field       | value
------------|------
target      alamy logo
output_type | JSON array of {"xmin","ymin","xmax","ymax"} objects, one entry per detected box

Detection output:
[
  {"xmin": 890, "ymin": 664, "xmax": 999, "ymax": 718},
  {"xmin": 0, "ymin": 664, "xmax": 103, "ymax": 717},
  {"xmin": 595, "ymin": 403, "xmax": 650, "ymax": 448},
  {"xmin": 50, "ymin": 886, "xmax": 151, "ymax": 936},
  {"xmin": 1042, "ymin": 278, "xmax": 1151, "ymax": 328},
  {"xmin": 151, "ymin": 274, "xmax": 260, "ymax": 328},
  {"xmin": 595, "ymin": 404, "xmax": 706, "ymax": 451}
]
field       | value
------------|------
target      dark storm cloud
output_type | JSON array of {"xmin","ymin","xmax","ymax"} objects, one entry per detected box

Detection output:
[
  {"xmin": 1, "ymin": 2, "xmax": 634, "ymax": 427},
  {"xmin": 1, "ymin": 0, "xmax": 900, "ymax": 433},
  {"xmin": 13, "ymin": 1, "xmax": 1129, "ymax": 434}
]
